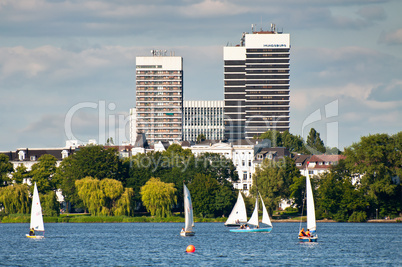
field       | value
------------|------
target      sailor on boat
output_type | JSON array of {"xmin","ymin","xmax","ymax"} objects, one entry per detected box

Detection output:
[
  {"xmin": 29, "ymin": 228, "xmax": 35, "ymax": 236},
  {"xmin": 299, "ymin": 228, "xmax": 307, "ymax": 237}
]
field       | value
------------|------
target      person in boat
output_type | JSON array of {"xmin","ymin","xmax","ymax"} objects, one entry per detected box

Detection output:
[
  {"xmin": 29, "ymin": 228, "xmax": 35, "ymax": 236},
  {"xmin": 306, "ymin": 229, "xmax": 311, "ymax": 237},
  {"xmin": 299, "ymin": 228, "xmax": 307, "ymax": 237},
  {"xmin": 246, "ymin": 224, "xmax": 250, "ymax": 230},
  {"xmin": 240, "ymin": 224, "xmax": 245, "ymax": 229},
  {"xmin": 181, "ymin": 228, "xmax": 185, "ymax": 233}
]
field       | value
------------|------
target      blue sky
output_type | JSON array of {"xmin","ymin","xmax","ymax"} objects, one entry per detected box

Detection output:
[{"xmin": 1, "ymin": 0, "xmax": 402, "ymax": 151}]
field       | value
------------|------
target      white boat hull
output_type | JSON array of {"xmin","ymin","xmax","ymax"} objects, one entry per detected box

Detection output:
[{"xmin": 180, "ymin": 231, "xmax": 195, "ymax": 237}]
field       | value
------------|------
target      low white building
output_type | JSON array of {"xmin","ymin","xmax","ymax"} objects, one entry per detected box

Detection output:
[{"xmin": 190, "ymin": 139, "xmax": 271, "ymax": 195}]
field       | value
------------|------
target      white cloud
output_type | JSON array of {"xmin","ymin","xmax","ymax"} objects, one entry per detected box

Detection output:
[{"xmin": 379, "ymin": 28, "xmax": 402, "ymax": 45}]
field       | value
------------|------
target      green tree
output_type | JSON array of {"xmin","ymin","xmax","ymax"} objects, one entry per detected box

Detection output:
[
  {"xmin": 306, "ymin": 128, "xmax": 326, "ymax": 154},
  {"xmin": 13, "ymin": 165, "xmax": 28, "ymax": 184},
  {"xmin": 188, "ymin": 173, "xmax": 219, "ymax": 217},
  {"xmin": 100, "ymin": 178, "xmax": 124, "ymax": 215},
  {"xmin": 30, "ymin": 154, "xmax": 58, "ymax": 193},
  {"xmin": 257, "ymin": 130, "xmax": 307, "ymax": 153},
  {"xmin": 343, "ymin": 133, "xmax": 401, "ymax": 218},
  {"xmin": 140, "ymin": 177, "xmax": 177, "ymax": 217},
  {"xmin": 0, "ymin": 184, "xmax": 30, "ymax": 214},
  {"xmin": 0, "ymin": 154, "xmax": 13, "ymax": 187},
  {"xmin": 251, "ymin": 157, "xmax": 297, "ymax": 213},
  {"xmin": 54, "ymin": 156, "xmax": 83, "ymax": 211},
  {"xmin": 75, "ymin": 177, "xmax": 130, "ymax": 216},
  {"xmin": 55, "ymin": 145, "xmax": 126, "ymax": 212},
  {"xmin": 75, "ymin": 177, "xmax": 104, "ymax": 215},
  {"xmin": 195, "ymin": 153, "xmax": 238, "ymax": 183},
  {"xmin": 114, "ymin": 187, "xmax": 134, "ymax": 216},
  {"xmin": 41, "ymin": 190, "xmax": 60, "ymax": 217}
]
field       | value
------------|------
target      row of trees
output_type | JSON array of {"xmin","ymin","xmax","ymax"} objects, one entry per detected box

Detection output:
[
  {"xmin": 0, "ymin": 143, "xmax": 238, "ymax": 218},
  {"xmin": 252, "ymin": 132, "xmax": 402, "ymax": 221},
  {"xmin": 1, "ymin": 130, "xmax": 400, "ymax": 221},
  {"xmin": 257, "ymin": 128, "xmax": 340, "ymax": 155}
]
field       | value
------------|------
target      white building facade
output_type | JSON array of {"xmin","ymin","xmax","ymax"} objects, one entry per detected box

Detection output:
[
  {"xmin": 224, "ymin": 25, "xmax": 290, "ymax": 141},
  {"xmin": 135, "ymin": 54, "xmax": 183, "ymax": 144},
  {"xmin": 190, "ymin": 139, "xmax": 271, "ymax": 195},
  {"xmin": 183, "ymin": 100, "xmax": 224, "ymax": 142}
]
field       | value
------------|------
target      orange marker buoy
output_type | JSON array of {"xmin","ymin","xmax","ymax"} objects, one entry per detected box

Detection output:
[{"xmin": 186, "ymin": 245, "xmax": 195, "ymax": 253}]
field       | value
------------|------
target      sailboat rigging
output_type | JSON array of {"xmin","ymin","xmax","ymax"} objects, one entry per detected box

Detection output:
[
  {"xmin": 298, "ymin": 165, "xmax": 318, "ymax": 242},
  {"xmin": 230, "ymin": 193, "xmax": 272, "ymax": 233},
  {"xmin": 180, "ymin": 184, "xmax": 195, "ymax": 237},
  {"xmin": 26, "ymin": 182, "xmax": 45, "ymax": 239},
  {"xmin": 225, "ymin": 191, "xmax": 247, "ymax": 227}
]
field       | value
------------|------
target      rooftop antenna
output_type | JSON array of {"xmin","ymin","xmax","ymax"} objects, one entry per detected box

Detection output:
[{"xmin": 260, "ymin": 16, "xmax": 263, "ymax": 31}]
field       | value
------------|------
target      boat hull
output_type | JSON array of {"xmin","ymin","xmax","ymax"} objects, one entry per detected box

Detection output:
[
  {"xmin": 224, "ymin": 223, "xmax": 242, "ymax": 227},
  {"xmin": 298, "ymin": 236, "xmax": 318, "ymax": 242},
  {"xmin": 180, "ymin": 231, "xmax": 195, "ymax": 237},
  {"xmin": 26, "ymin": 234, "xmax": 44, "ymax": 239},
  {"xmin": 230, "ymin": 228, "xmax": 272, "ymax": 233}
]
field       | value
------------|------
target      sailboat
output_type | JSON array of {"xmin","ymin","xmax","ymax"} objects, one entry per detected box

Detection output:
[
  {"xmin": 224, "ymin": 191, "xmax": 247, "ymax": 227},
  {"xmin": 298, "ymin": 169, "xmax": 318, "ymax": 242},
  {"xmin": 26, "ymin": 182, "xmax": 45, "ymax": 239},
  {"xmin": 230, "ymin": 193, "xmax": 273, "ymax": 233},
  {"xmin": 180, "ymin": 184, "xmax": 195, "ymax": 236}
]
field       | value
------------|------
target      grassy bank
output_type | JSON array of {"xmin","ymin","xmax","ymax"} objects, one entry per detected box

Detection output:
[{"xmin": 0, "ymin": 213, "xmax": 227, "ymax": 223}]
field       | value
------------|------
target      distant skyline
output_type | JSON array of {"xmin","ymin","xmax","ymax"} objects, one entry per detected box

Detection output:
[{"xmin": 1, "ymin": 0, "xmax": 402, "ymax": 151}]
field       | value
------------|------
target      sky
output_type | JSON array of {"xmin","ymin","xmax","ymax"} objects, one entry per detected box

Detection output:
[{"xmin": 1, "ymin": 0, "xmax": 402, "ymax": 151}]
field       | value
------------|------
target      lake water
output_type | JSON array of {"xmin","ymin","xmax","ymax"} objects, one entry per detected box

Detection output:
[{"xmin": 1, "ymin": 222, "xmax": 401, "ymax": 266}]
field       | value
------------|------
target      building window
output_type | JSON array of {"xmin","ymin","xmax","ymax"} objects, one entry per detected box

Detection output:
[
  {"xmin": 249, "ymin": 161, "xmax": 252, "ymax": 166},
  {"xmin": 243, "ymin": 184, "xmax": 248, "ymax": 190},
  {"xmin": 18, "ymin": 151, "xmax": 25, "ymax": 161},
  {"xmin": 243, "ymin": 172, "xmax": 247, "ymax": 180},
  {"xmin": 309, "ymin": 170, "xmax": 314, "ymax": 175},
  {"xmin": 30, "ymin": 156, "xmax": 36, "ymax": 161},
  {"xmin": 242, "ymin": 160, "xmax": 245, "ymax": 166}
]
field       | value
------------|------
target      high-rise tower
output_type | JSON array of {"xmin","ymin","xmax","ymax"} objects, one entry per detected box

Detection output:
[
  {"xmin": 224, "ymin": 25, "xmax": 290, "ymax": 141},
  {"xmin": 135, "ymin": 52, "xmax": 183, "ymax": 144}
]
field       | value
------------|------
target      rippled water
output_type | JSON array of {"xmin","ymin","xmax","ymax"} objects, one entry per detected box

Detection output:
[{"xmin": 1, "ymin": 222, "xmax": 401, "ymax": 266}]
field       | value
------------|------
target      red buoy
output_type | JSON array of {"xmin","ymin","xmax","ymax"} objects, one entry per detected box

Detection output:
[{"xmin": 186, "ymin": 245, "xmax": 195, "ymax": 253}]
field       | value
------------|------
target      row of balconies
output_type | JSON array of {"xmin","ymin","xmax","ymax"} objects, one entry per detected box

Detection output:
[
  {"xmin": 136, "ymin": 76, "xmax": 181, "ymax": 81},
  {"xmin": 137, "ymin": 103, "xmax": 181, "ymax": 107},
  {"xmin": 137, "ymin": 118, "xmax": 181, "ymax": 122},
  {"xmin": 137, "ymin": 82, "xmax": 181, "ymax": 85},
  {"xmin": 136, "ymin": 108, "xmax": 179, "ymax": 112},
  {"xmin": 136, "ymin": 71, "xmax": 181, "ymax": 75},
  {"xmin": 137, "ymin": 93, "xmax": 181, "ymax": 96}
]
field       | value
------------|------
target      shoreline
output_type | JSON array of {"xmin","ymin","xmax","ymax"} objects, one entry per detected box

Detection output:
[{"xmin": 2, "ymin": 218, "xmax": 401, "ymax": 223}]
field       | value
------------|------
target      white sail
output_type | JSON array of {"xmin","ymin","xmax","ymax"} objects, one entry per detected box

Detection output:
[
  {"xmin": 306, "ymin": 174, "xmax": 316, "ymax": 232},
  {"xmin": 225, "ymin": 191, "xmax": 247, "ymax": 225},
  {"xmin": 247, "ymin": 197, "xmax": 259, "ymax": 227},
  {"xmin": 30, "ymin": 183, "xmax": 44, "ymax": 232},
  {"xmin": 260, "ymin": 194, "xmax": 272, "ymax": 227},
  {"xmin": 183, "ymin": 184, "xmax": 194, "ymax": 232}
]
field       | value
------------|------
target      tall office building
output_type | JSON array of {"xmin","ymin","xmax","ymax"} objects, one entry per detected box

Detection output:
[
  {"xmin": 135, "ymin": 52, "xmax": 183, "ymax": 144},
  {"xmin": 224, "ymin": 25, "xmax": 290, "ymax": 141},
  {"xmin": 183, "ymin": 100, "xmax": 224, "ymax": 142}
]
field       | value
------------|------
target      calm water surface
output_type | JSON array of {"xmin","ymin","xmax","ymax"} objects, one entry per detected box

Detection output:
[{"xmin": 1, "ymin": 222, "xmax": 401, "ymax": 266}]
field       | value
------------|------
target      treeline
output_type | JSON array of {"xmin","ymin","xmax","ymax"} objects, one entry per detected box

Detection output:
[
  {"xmin": 0, "ymin": 144, "xmax": 238, "ymax": 218},
  {"xmin": 1, "ymin": 131, "xmax": 401, "ymax": 222},
  {"xmin": 257, "ymin": 128, "xmax": 340, "ymax": 155},
  {"xmin": 253, "ymin": 132, "xmax": 402, "ymax": 222}
]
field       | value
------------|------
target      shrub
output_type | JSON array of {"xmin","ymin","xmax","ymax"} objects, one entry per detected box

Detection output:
[{"xmin": 348, "ymin": 211, "xmax": 367, "ymax": 222}]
